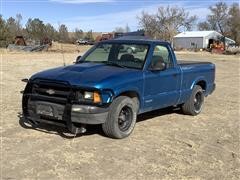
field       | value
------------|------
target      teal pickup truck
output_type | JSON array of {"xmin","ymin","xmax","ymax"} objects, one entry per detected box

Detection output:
[{"xmin": 22, "ymin": 37, "xmax": 216, "ymax": 139}]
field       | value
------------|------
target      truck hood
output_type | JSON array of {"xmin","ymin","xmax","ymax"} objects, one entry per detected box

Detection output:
[{"xmin": 30, "ymin": 63, "xmax": 142, "ymax": 89}]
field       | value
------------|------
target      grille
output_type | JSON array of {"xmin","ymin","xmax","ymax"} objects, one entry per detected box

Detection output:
[{"xmin": 30, "ymin": 80, "xmax": 72, "ymax": 104}]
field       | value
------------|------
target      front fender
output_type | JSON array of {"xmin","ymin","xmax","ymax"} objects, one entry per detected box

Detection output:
[
  {"xmin": 114, "ymin": 86, "xmax": 141, "ymax": 97},
  {"xmin": 111, "ymin": 86, "xmax": 143, "ymax": 109}
]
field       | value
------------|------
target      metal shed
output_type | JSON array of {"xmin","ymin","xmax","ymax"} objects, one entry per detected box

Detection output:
[{"xmin": 173, "ymin": 31, "xmax": 235, "ymax": 49}]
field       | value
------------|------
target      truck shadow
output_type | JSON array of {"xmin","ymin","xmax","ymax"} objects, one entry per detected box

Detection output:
[
  {"xmin": 137, "ymin": 107, "xmax": 181, "ymax": 123},
  {"xmin": 18, "ymin": 107, "xmax": 182, "ymax": 139},
  {"xmin": 18, "ymin": 113, "xmax": 99, "ymax": 139}
]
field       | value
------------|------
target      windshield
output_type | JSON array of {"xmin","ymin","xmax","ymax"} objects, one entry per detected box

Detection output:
[{"xmin": 80, "ymin": 43, "xmax": 149, "ymax": 69}]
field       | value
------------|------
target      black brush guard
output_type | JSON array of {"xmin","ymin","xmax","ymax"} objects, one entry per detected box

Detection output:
[{"xmin": 22, "ymin": 79, "xmax": 86, "ymax": 134}]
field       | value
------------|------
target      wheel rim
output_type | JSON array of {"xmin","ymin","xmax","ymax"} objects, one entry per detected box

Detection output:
[
  {"xmin": 118, "ymin": 106, "xmax": 133, "ymax": 132},
  {"xmin": 194, "ymin": 91, "xmax": 203, "ymax": 112},
  {"xmin": 127, "ymin": 48, "xmax": 132, "ymax": 54}
]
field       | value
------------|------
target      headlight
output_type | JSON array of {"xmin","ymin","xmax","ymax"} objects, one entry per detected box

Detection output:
[
  {"xmin": 84, "ymin": 91, "xmax": 93, "ymax": 100},
  {"xmin": 82, "ymin": 91, "xmax": 101, "ymax": 103}
]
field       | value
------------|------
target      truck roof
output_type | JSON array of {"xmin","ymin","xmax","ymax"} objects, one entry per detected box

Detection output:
[{"xmin": 102, "ymin": 36, "xmax": 170, "ymax": 45}]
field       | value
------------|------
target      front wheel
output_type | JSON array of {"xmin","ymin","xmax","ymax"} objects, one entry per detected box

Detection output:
[
  {"xmin": 127, "ymin": 47, "xmax": 133, "ymax": 54},
  {"xmin": 182, "ymin": 85, "xmax": 204, "ymax": 116},
  {"xmin": 102, "ymin": 96, "xmax": 138, "ymax": 139}
]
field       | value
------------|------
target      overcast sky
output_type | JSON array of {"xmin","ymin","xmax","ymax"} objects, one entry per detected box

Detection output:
[{"xmin": 1, "ymin": 0, "xmax": 238, "ymax": 32}]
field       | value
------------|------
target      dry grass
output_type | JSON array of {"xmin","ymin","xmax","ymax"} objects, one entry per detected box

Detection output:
[{"xmin": 1, "ymin": 47, "xmax": 240, "ymax": 179}]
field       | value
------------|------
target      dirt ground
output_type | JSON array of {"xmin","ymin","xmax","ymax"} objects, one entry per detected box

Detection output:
[{"xmin": 1, "ymin": 48, "xmax": 240, "ymax": 179}]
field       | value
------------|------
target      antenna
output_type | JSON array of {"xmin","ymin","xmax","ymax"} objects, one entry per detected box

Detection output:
[
  {"xmin": 61, "ymin": 42, "xmax": 66, "ymax": 66},
  {"xmin": 58, "ymin": 21, "xmax": 66, "ymax": 66}
]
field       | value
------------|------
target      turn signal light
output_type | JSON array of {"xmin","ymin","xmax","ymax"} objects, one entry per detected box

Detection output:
[{"xmin": 93, "ymin": 92, "xmax": 101, "ymax": 103}]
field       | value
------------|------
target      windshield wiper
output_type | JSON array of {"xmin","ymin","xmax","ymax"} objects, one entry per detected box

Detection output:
[
  {"xmin": 77, "ymin": 61, "xmax": 99, "ymax": 64},
  {"xmin": 77, "ymin": 60, "xmax": 127, "ymax": 68},
  {"xmin": 104, "ymin": 61, "xmax": 127, "ymax": 68}
]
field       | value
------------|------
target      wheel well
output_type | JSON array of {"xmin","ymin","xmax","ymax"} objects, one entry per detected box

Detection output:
[
  {"xmin": 117, "ymin": 91, "xmax": 140, "ymax": 109},
  {"xmin": 196, "ymin": 80, "xmax": 206, "ymax": 90}
]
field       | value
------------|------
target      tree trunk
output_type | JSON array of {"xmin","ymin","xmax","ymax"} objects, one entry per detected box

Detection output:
[{"xmin": 223, "ymin": 36, "xmax": 226, "ymax": 50}]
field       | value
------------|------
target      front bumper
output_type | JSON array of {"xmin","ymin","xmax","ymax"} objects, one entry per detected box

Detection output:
[
  {"xmin": 22, "ymin": 79, "xmax": 111, "ymax": 134},
  {"xmin": 26, "ymin": 100, "xmax": 109, "ymax": 124},
  {"xmin": 71, "ymin": 105, "xmax": 108, "ymax": 124},
  {"xmin": 23, "ymin": 98, "xmax": 109, "ymax": 134}
]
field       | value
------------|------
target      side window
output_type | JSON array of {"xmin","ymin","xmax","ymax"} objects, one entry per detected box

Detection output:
[{"xmin": 153, "ymin": 45, "xmax": 173, "ymax": 68}]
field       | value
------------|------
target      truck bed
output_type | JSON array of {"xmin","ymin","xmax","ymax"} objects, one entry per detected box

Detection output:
[
  {"xmin": 176, "ymin": 60, "xmax": 215, "ymax": 105},
  {"xmin": 178, "ymin": 60, "xmax": 212, "ymax": 66}
]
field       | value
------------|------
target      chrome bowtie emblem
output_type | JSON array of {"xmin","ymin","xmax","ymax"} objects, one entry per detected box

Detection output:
[{"xmin": 46, "ymin": 89, "xmax": 55, "ymax": 95}]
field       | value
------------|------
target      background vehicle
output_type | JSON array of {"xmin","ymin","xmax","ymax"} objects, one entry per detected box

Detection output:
[
  {"xmin": 22, "ymin": 37, "xmax": 215, "ymax": 139},
  {"xmin": 76, "ymin": 39, "xmax": 88, "ymax": 45},
  {"xmin": 120, "ymin": 44, "xmax": 146, "ymax": 54}
]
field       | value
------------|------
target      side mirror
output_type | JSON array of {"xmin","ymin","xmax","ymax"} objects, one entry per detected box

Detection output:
[
  {"xmin": 75, "ymin": 55, "xmax": 82, "ymax": 63},
  {"xmin": 149, "ymin": 61, "xmax": 166, "ymax": 71}
]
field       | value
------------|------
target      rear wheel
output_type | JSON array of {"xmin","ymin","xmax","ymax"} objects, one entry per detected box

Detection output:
[
  {"xmin": 102, "ymin": 96, "xmax": 138, "ymax": 139},
  {"xmin": 182, "ymin": 85, "xmax": 204, "ymax": 116}
]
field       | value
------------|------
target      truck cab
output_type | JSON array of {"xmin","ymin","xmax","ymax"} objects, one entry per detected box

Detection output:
[{"xmin": 22, "ymin": 37, "xmax": 215, "ymax": 139}]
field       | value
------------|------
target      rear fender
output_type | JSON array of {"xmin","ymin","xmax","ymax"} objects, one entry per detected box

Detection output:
[{"xmin": 190, "ymin": 77, "xmax": 207, "ymax": 93}]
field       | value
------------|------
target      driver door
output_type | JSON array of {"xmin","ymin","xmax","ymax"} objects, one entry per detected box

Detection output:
[{"xmin": 143, "ymin": 44, "xmax": 181, "ymax": 111}]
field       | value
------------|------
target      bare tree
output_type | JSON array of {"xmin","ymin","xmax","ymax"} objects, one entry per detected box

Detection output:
[
  {"xmin": 85, "ymin": 30, "xmax": 94, "ymax": 41},
  {"xmin": 26, "ymin": 18, "xmax": 45, "ymax": 41},
  {"xmin": 138, "ymin": 11, "xmax": 159, "ymax": 38},
  {"xmin": 228, "ymin": 3, "xmax": 240, "ymax": 45},
  {"xmin": 198, "ymin": 2, "xmax": 240, "ymax": 45},
  {"xmin": 0, "ymin": 15, "xmax": 10, "ymax": 47},
  {"xmin": 114, "ymin": 24, "xmax": 131, "ymax": 33},
  {"xmin": 15, "ymin": 14, "xmax": 23, "ymax": 34},
  {"xmin": 209, "ymin": 2, "xmax": 229, "ymax": 36},
  {"xmin": 4, "ymin": 14, "xmax": 23, "ymax": 44},
  {"xmin": 198, "ymin": 22, "xmax": 211, "ymax": 31},
  {"xmin": 44, "ymin": 23, "xmax": 58, "ymax": 40},
  {"xmin": 6, "ymin": 17, "xmax": 17, "ymax": 38},
  {"xmin": 114, "ymin": 27, "xmax": 125, "ymax": 33},
  {"xmin": 125, "ymin": 24, "xmax": 130, "ymax": 32},
  {"xmin": 138, "ymin": 6, "xmax": 197, "ymax": 41},
  {"xmin": 74, "ymin": 28, "xmax": 84, "ymax": 40},
  {"xmin": 58, "ymin": 24, "xmax": 69, "ymax": 42},
  {"xmin": 198, "ymin": 2, "xmax": 229, "ymax": 35}
]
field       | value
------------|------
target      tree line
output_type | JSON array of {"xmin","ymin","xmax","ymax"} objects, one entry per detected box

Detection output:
[
  {"xmin": 0, "ymin": 1, "xmax": 239, "ymax": 47},
  {"xmin": 0, "ymin": 14, "xmax": 93, "ymax": 47},
  {"xmin": 197, "ymin": 2, "xmax": 239, "ymax": 44},
  {"xmin": 138, "ymin": 2, "xmax": 239, "ymax": 45}
]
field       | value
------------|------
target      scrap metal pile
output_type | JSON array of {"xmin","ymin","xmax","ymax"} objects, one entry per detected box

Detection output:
[{"xmin": 7, "ymin": 36, "xmax": 51, "ymax": 52}]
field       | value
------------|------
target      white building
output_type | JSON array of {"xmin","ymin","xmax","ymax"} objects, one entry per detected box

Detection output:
[{"xmin": 173, "ymin": 31, "xmax": 235, "ymax": 49}]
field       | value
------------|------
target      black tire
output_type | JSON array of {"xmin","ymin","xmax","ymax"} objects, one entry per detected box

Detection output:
[
  {"xmin": 182, "ymin": 85, "xmax": 204, "ymax": 116},
  {"xmin": 25, "ymin": 118, "xmax": 40, "ymax": 128},
  {"xmin": 102, "ymin": 96, "xmax": 138, "ymax": 139}
]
